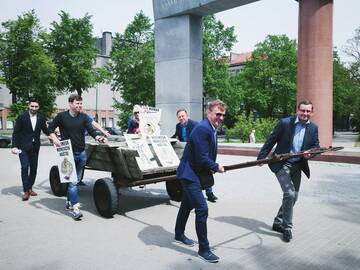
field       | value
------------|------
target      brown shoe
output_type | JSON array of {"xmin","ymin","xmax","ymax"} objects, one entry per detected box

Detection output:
[
  {"xmin": 29, "ymin": 190, "xmax": 38, "ymax": 196},
  {"xmin": 22, "ymin": 191, "xmax": 30, "ymax": 201}
]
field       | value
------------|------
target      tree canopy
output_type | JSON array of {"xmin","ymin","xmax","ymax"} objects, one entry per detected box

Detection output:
[
  {"xmin": 0, "ymin": 10, "xmax": 57, "ymax": 119},
  {"xmin": 45, "ymin": 11, "xmax": 100, "ymax": 96},
  {"xmin": 234, "ymin": 35, "xmax": 297, "ymax": 119},
  {"xmin": 110, "ymin": 11, "xmax": 155, "ymax": 129}
]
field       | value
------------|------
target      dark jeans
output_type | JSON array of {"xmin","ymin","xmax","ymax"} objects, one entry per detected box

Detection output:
[
  {"xmin": 274, "ymin": 162, "xmax": 301, "ymax": 229},
  {"xmin": 175, "ymin": 180, "xmax": 209, "ymax": 252},
  {"xmin": 18, "ymin": 145, "xmax": 39, "ymax": 192}
]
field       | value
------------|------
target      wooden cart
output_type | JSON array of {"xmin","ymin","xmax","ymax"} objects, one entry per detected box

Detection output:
[{"xmin": 49, "ymin": 139, "xmax": 184, "ymax": 218}]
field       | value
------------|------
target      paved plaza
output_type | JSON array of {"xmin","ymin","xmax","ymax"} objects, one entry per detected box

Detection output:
[{"xmin": 0, "ymin": 146, "xmax": 359, "ymax": 270}]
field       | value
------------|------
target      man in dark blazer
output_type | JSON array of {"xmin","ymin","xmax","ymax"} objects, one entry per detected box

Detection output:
[
  {"xmin": 11, "ymin": 98, "xmax": 49, "ymax": 201},
  {"xmin": 257, "ymin": 100, "xmax": 320, "ymax": 242},
  {"xmin": 172, "ymin": 108, "xmax": 219, "ymax": 202},
  {"xmin": 174, "ymin": 100, "xmax": 225, "ymax": 263}
]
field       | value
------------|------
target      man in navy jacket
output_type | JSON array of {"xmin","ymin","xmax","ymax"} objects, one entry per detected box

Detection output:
[
  {"xmin": 174, "ymin": 100, "xmax": 226, "ymax": 263},
  {"xmin": 257, "ymin": 100, "xmax": 320, "ymax": 242},
  {"xmin": 172, "ymin": 109, "xmax": 219, "ymax": 202},
  {"xmin": 11, "ymin": 98, "xmax": 49, "ymax": 201}
]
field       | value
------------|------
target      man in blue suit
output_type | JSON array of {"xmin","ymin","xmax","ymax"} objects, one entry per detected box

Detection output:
[
  {"xmin": 172, "ymin": 109, "xmax": 218, "ymax": 203},
  {"xmin": 11, "ymin": 98, "xmax": 49, "ymax": 201},
  {"xmin": 257, "ymin": 100, "xmax": 320, "ymax": 242},
  {"xmin": 174, "ymin": 100, "xmax": 226, "ymax": 263}
]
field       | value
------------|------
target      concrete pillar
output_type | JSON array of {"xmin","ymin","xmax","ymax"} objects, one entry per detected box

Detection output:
[
  {"xmin": 154, "ymin": 15, "xmax": 203, "ymax": 136},
  {"xmin": 297, "ymin": 0, "xmax": 333, "ymax": 147}
]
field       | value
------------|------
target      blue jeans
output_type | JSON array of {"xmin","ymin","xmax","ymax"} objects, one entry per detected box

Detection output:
[
  {"xmin": 18, "ymin": 145, "xmax": 39, "ymax": 192},
  {"xmin": 274, "ymin": 162, "xmax": 301, "ymax": 229},
  {"xmin": 175, "ymin": 180, "xmax": 209, "ymax": 252},
  {"xmin": 67, "ymin": 151, "xmax": 86, "ymax": 205}
]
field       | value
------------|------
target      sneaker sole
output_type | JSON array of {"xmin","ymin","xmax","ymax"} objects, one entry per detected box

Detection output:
[
  {"xmin": 197, "ymin": 254, "xmax": 219, "ymax": 263},
  {"xmin": 174, "ymin": 239, "xmax": 195, "ymax": 247}
]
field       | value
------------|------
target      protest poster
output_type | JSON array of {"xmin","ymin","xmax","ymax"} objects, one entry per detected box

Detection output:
[
  {"xmin": 124, "ymin": 134, "xmax": 159, "ymax": 171},
  {"xmin": 149, "ymin": 135, "xmax": 180, "ymax": 167},
  {"xmin": 54, "ymin": 139, "xmax": 77, "ymax": 183},
  {"xmin": 139, "ymin": 106, "xmax": 161, "ymax": 136}
]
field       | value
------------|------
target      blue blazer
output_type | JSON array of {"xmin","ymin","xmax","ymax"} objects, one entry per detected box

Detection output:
[
  {"xmin": 172, "ymin": 118, "xmax": 198, "ymax": 142},
  {"xmin": 177, "ymin": 118, "xmax": 219, "ymax": 183},
  {"xmin": 257, "ymin": 116, "xmax": 319, "ymax": 178},
  {"xmin": 12, "ymin": 111, "xmax": 49, "ymax": 152}
]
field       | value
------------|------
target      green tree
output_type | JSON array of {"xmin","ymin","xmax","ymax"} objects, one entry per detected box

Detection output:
[
  {"xmin": 202, "ymin": 15, "xmax": 238, "ymax": 126},
  {"xmin": 333, "ymin": 50, "xmax": 359, "ymax": 130},
  {"xmin": 45, "ymin": 11, "xmax": 99, "ymax": 96},
  {"xmin": 0, "ymin": 10, "xmax": 57, "ymax": 119},
  {"xmin": 236, "ymin": 35, "xmax": 297, "ymax": 118},
  {"xmin": 110, "ymin": 11, "xmax": 154, "ymax": 129},
  {"xmin": 343, "ymin": 26, "xmax": 360, "ymax": 130}
]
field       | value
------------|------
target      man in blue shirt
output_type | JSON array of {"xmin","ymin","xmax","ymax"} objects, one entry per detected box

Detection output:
[
  {"xmin": 172, "ymin": 109, "xmax": 219, "ymax": 203},
  {"xmin": 257, "ymin": 100, "xmax": 320, "ymax": 242}
]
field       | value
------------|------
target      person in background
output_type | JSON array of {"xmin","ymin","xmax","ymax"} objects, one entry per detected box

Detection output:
[
  {"xmin": 127, "ymin": 105, "xmax": 141, "ymax": 134},
  {"xmin": 172, "ymin": 109, "xmax": 219, "ymax": 203},
  {"xmin": 11, "ymin": 97, "xmax": 49, "ymax": 201},
  {"xmin": 49, "ymin": 94, "xmax": 107, "ymax": 220},
  {"xmin": 257, "ymin": 100, "xmax": 320, "ymax": 242}
]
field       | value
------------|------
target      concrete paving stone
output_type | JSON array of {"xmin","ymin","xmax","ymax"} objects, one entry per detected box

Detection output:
[{"xmin": 0, "ymin": 145, "xmax": 359, "ymax": 270}]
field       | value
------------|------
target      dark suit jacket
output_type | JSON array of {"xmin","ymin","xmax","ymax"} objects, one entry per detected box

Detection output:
[
  {"xmin": 257, "ymin": 116, "xmax": 319, "ymax": 178},
  {"xmin": 172, "ymin": 119, "xmax": 198, "ymax": 142},
  {"xmin": 12, "ymin": 111, "xmax": 49, "ymax": 152},
  {"xmin": 177, "ymin": 118, "xmax": 218, "ymax": 183}
]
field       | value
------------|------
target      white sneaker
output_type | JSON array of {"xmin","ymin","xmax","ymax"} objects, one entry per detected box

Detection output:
[
  {"xmin": 65, "ymin": 201, "xmax": 73, "ymax": 210},
  {"xmin": 70, "ymin": 203, "xmax": 83, "ymax": 220}
]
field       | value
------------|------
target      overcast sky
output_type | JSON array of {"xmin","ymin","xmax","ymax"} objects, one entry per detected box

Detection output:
[{"xmin": 1, "ymin": 0, "xmax": 359, "ymax": 62}]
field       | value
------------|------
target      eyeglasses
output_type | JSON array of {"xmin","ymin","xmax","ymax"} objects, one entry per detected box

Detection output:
[
  {"xmin": 215, "ymin": 112, "xmax": 226, "ymax": 117},
  {"xmin": 299, "ymin": 109, "xmax": 312, "ymax": 113}
]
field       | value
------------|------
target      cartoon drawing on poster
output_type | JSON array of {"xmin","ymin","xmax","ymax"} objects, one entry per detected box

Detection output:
[
  {"xmin": 150, "ymin": 135, "xmax": 179, "ymax": 167},
  {"xmin": 54, "ymin": 139, "xmax": 77, "ymax": 183},
  {"xmin": 124, "ymin": 134, "xmax": 158, "ymax": 171},
  {"xmin": 139, "ymin": 106, "xmax": 161, "ymax": 136}
]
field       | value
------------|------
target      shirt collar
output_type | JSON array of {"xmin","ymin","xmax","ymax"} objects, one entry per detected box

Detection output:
[{"xmin": 295, "ymin": 116, "xmax": 310, "ymax": 126}]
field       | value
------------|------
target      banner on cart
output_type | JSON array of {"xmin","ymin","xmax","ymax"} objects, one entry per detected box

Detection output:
[
  {"xmin": 139, "ymin": 106, "xmax": 161, "ymax": 136},
  {"xmin": 124, "ymin": 134, "xmax": 159, "ymax": 171},
  {"xmin": 149, "ymin": 135, "xmax": 179, "ymax": 167},
  {"xmin": 54, "ymin": 139, "xmax": 77, "ymax": 183}
]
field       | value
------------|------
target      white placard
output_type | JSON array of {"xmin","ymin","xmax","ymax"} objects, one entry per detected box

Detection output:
[
  {"xmin": 149, "ymin": 135, "xmax": 179, "ymax": 167},
  {"xmin": 124, "ymin": 134, "xmax": 159, "ymax": 171},
  {"xmin": 54, "ymin": 139, "xmax": 77, "ymax": 183},
  {"xmin": 139, "ymin": 106, "xmax": 161, "ymax": 136}
]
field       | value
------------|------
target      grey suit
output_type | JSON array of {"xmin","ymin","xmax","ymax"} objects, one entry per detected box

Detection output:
[{"xmin": 257, "ymin": 116, "xmax": 319, "ymax": 229}]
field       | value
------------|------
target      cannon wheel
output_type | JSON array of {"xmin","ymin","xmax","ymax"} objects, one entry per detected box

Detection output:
[
  {"xmin": 49, "ymin": 165, "xmax": 68, "ymax": 197},
  {"xmin": 166, "ymin": 180, "xmax": 182, "ymax": 202},
  {"xmin": 93, "ymin": 178, "xmax": 118, "ymax": 218}
]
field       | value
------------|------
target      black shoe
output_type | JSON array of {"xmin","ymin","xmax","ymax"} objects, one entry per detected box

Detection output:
[
  {"xmin": 175, "ymin": 234, "xmax": 195, "ymax": 247},
  {"xmin": 207, "ymin": 192, "xmax": 218, "ymax": 203},
  {"xmin": 198, "ymin": 250, "xmax": 219, "ymax": 263},
  {"xmin": 283, "ymin": 229, "xmax": 292, "ymax": 242},
  {"xmin": 272, "ymin": 223, "xmax": 284, "ymax": 233},
  {"xmin": 77, "ymin": 181, "xmax": 86, "ymax": 186}
]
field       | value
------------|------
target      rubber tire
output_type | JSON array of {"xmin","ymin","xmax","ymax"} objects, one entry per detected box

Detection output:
[
  {"xmin": 93, "ymin": 178, "xmax": 118, "ymax": 218},
  {"xmin": 49, "ymin": 165, "xmax": 68, "ymax": 197},
  {"xmin": 166, "ymin": 180, "xmax": 182, "ymax": 202}
]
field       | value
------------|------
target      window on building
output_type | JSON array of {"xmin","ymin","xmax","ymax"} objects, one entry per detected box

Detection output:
[
  {"xmin": 108, "ymin": 118, "xmax": 114, "ymax": 128},
  {"xmin": 101, "ymin": 118, "xmax": 106, "ymax": 127}
]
